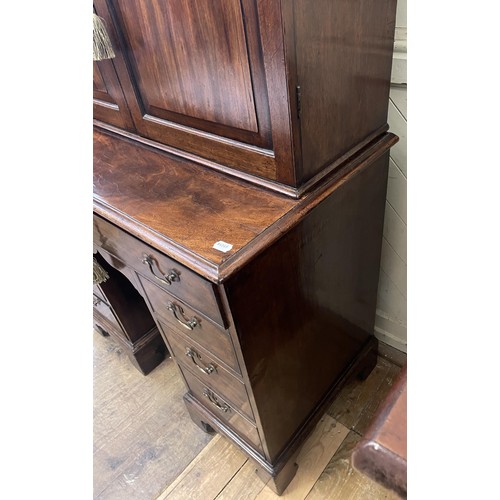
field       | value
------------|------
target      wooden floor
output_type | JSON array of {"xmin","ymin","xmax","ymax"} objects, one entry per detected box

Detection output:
[{"xmin": 94, "ymin": 330, "xmax": 403, "ymax": 500}]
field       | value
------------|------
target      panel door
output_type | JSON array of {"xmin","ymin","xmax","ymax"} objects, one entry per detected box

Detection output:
[
  {"xmin": 93, "ymin": 5, "xmax": 135, "ymax": 131},
  {"xmin": 100, "ymin": 0, "xmax": 294, "ymax": 184}
]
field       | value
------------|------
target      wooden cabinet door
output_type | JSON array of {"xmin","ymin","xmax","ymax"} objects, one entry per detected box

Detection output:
[
  {"xmin": 93, "ymin": 4, "xmax": 135, "ymax": 131},
  {"xmin": 101, "ymin": 0, "xmax": 295, "ymax": 185}
]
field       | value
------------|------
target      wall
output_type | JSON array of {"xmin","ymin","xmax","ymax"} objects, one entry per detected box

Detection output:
[{"xmin": 374, "ymin": 0, "xmax": 407, "ymax": 353}]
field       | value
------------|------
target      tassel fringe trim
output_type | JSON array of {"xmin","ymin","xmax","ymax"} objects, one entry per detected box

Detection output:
[{"xmin": 93, "ymin": 14, "xmax": 115, "ymax": 61}]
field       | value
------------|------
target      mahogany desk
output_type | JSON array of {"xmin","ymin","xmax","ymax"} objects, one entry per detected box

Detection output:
[{"xmin": 93, "ymin": 128, "xmax": 397, "ymax": 493}]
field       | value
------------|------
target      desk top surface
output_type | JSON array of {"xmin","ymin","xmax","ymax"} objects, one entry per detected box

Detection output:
[{"xmin": 93, "ymin": 128, "xmax": 395, "ymax": 281}]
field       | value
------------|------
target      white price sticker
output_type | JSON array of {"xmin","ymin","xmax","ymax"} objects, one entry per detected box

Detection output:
[{"xmin": 213, "ymin": 241, "xmax": 233, "ymax": 253}]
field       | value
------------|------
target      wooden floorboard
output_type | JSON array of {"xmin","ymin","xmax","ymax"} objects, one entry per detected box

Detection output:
[
  {"xmin": 156, "ymin": 435, "xmax": 247, "ymax": 500},
  {"xmin": 304, "ymin": 431, "xmax": 400, "ymax": 500},
  {"xmin": 214, "ymin": 460, "xmax": 264, "ymax": 500},
  {"xmin": 94, "ymin": 331, "xmax": 404, "ymax": 499},
  {"xmin": 93, "ymin": 331, "xmax": 213, "ymax": 499},
  {"xmin": 353, "ymin": 363, "xmax": 402, "ymax": 435},
  {"xmin": 326, "ymin": 357, "xmax": 395, "ymax": 431},
  {"xmin": 253, "ymin": 416, "xmax": 349, "ymax": 500}
]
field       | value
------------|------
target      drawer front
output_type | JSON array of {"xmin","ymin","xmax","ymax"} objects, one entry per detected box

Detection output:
[
  {"xmin": 93, "ymin": 308, "xmax": 120, "ymax": 338},
  {"xmin": 180, "ymin": 366, "xmax": 262, "ymax": 454},
  {"xmin": 93, "ymin": 294, "xmax": 123, "ymax": 333},
  {"xmin": 163, "ymin": 325, "xmax": 254, "ymax": 421},
  {"xmin": 142, "ymin": 277, "xmax": 240, "ymax": 374},
  {"xmin": 93, "ymin": 215, "xmax": 226, "ymax": 327}
]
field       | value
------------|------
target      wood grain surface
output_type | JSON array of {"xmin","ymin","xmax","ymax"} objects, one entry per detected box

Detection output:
[
  {"xmin": 113, "ymin": 0, "xmax": 259, "ymax": 132},
  {"xmin": 157, "ymin": 436, "xmax": 247, "ymax": 500},
  {"xmin": 97, "ymin": 0, "xmax": 282, "ymax": 180},
  {"xmin": 292, "ymin": 0, "xmax": 397, "ymax": 185},
  {"xmin": 327, "ymin": 357, "xmax": 400, "ymax": 432},
  {"xmin": 254, "ymin": 416, "xmax": 349, "ymax": 500},
  {"xmin": 94, "ymin": 0, "xmax": 397, "ymax": 190},
  {"xmin": 305, "ymin": 431, "xmax": 399, "ymax": 500},
  {"xmin": 93, "ymin": 128, "xmax": 295, "ymax": 275},
  {"xmin": 93, "ymin": 332, "xmax": 213, "ymax": 499},
  {"xmin": 93, "ymin": 129, "xmax": 396, "ymax": 282},
  {"xmin": 224, "ymin": 151, "xmax": 390, "ymax": 462},
  {"xmin": 92, "ymin": 1, "xmax": 135, "ymax": 131}
]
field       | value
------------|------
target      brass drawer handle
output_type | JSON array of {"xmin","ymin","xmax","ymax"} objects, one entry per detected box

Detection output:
[
  {"xmin": 93, "ymin": 296, "xmax": 102, "ymax": 307},
  {"xmin": 203, "ymin": 388, "xmax": 230, "ymax": 413},
  {"xmin": 142, "ymin": 254, "xmax": 180, "ymax": 286},
  {"xmin": 167, "ymin": 302, "xmax": 199, "ymax": 331},
  {"xmin": 186, "ymin": 348, "xmax": 216, "ymax": 375}
]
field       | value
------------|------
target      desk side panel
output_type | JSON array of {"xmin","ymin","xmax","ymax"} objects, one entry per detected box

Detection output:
[{"xmin": 225, "ymin": 152, "xmax": 390, "ymax": 461}]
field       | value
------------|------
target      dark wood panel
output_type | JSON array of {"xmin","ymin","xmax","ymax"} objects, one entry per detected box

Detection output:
[
  {"xmin": 99, "ymin": 0, "xmax": 300, "ymax": 184},
  {"xmin": 256, "ymin": 0, "xmax": 296, "ymax": 186},
  {"xmin": 93, "ymin": 60, "xmax": 135, "ymax": 131},
  {"xmin": 114, "ymin": 0, "xmax": 258, "ymax": 132},
  {"xmin": 291, "ymin": 0, "xmax": 397, "ymax": 184},
  {"xmin": 107, "ymin": 0, "xmax": 279, "ymax": 171},
  {"xmin": 93, "ymin": 63, "xmax": 108, "ymax": 94},
  {"xmin": 93, "ymin": 1, "xmax": 135, "ymax": 131},
  {"xmin": 225, "ymin": 152, "xmax": 390, "ymax": 461}
]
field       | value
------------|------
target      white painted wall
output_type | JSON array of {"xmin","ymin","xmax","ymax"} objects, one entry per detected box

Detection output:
[{"xmin": 374, "ymin": 0, "xmax": 407, "ymax": 353}]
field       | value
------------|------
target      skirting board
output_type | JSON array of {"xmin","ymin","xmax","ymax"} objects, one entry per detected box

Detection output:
[{"xmin": 377, "ymin": 340, "xmax": 407, "ymax": 368}]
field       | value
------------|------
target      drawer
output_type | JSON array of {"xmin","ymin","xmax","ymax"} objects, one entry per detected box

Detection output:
[
  {"xmin": 93, "ymin": 294, "xmax": 123, "ymax": 334},
  {"xmin": 93, "ymin": 214, "xmax": 226, "ymax": 327},
  {"xmin": 163, "ymin": 324, "xmax": 254, "ymax": 420},
  {"xmin": 93, "ymin": 308, "xmax": 120, "ymax": 338},
  {"xmin": 180, "ymin": 366, "xmax": 263, "ymax": 454},
  {"xmin": 143, "ymin": 277, "xmax": 241, "ymax": 374}
]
